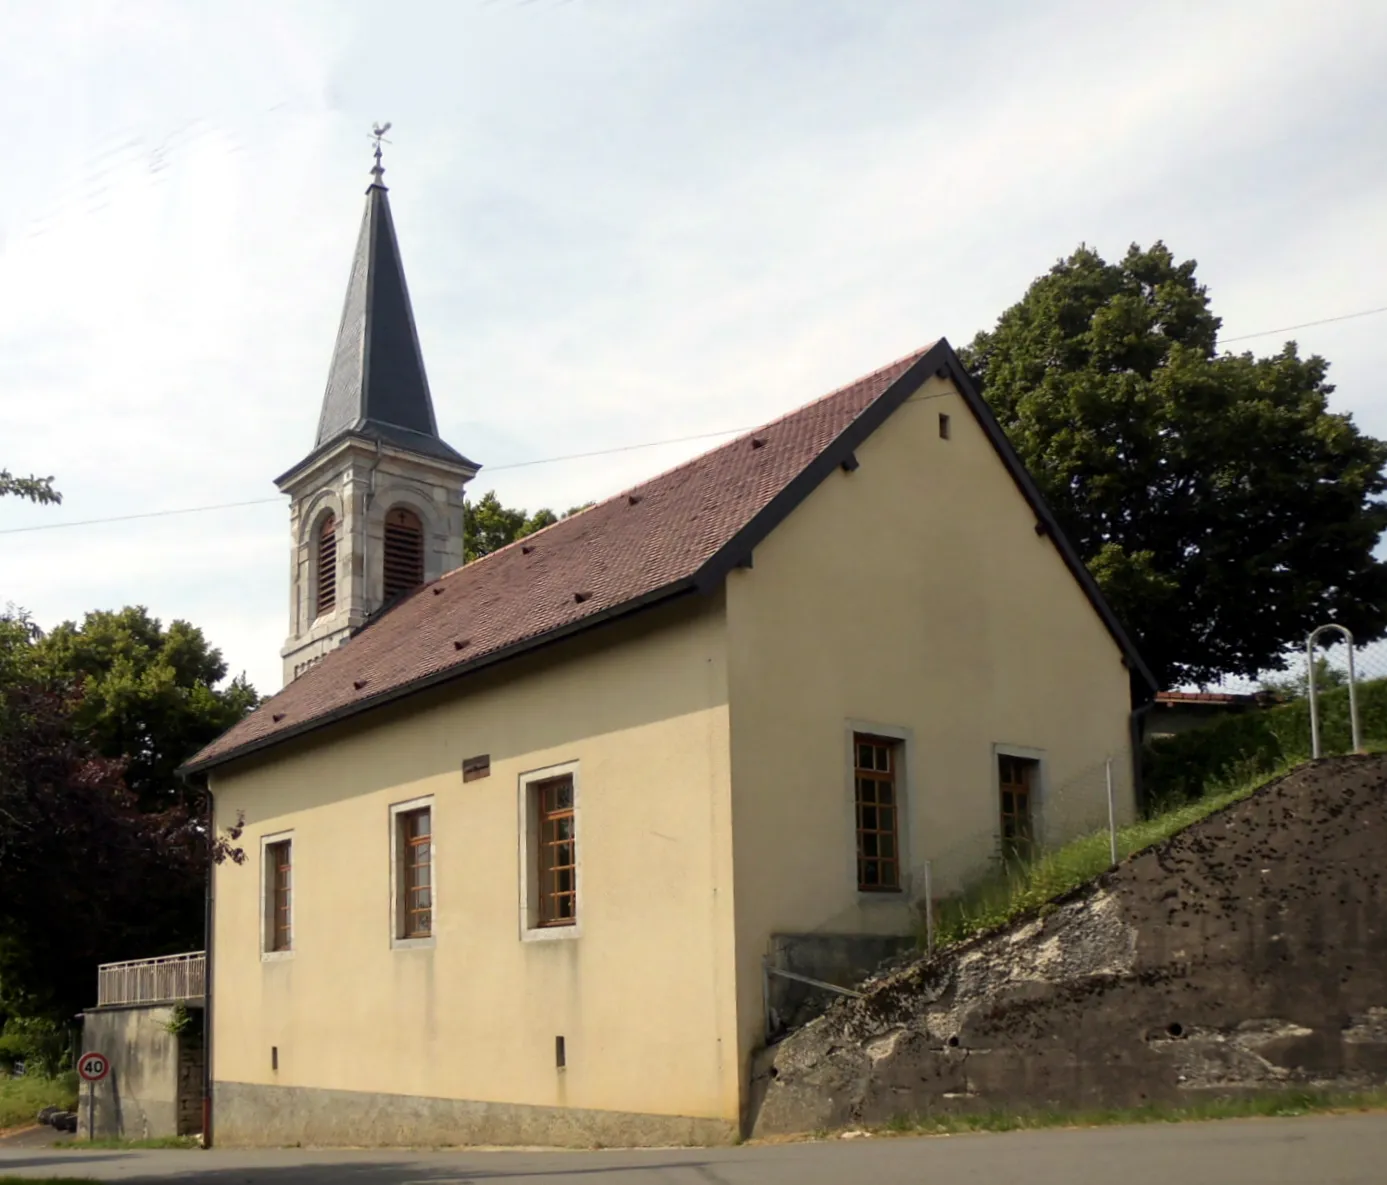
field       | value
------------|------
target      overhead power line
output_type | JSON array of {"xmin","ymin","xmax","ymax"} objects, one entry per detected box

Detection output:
[
  {"xmin": 1219, "ymin": 304, "xmax": 1387, "ymax": 343},
  {"xmin": 0, "ymin": 426, "xmax": 762, "ymax": 536},
  {"xmin": 4, "ymin": 302, "xmax": 1384, "ymax": 538}
]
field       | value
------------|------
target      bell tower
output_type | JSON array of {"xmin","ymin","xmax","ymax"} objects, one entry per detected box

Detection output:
[{"xmin": 275, "ymin": 133, "xmax": 479, "ymax": 686}]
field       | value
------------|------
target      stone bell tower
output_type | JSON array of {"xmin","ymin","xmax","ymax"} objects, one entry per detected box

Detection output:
[{"xmin": 275, "ymin": 136, "xmax": 479, "ymax": 686}]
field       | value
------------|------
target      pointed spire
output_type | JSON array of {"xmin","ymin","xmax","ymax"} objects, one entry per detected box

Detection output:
[{"xmin": 308, "ymin": 128, "xmax": 472, "ymax": 470}]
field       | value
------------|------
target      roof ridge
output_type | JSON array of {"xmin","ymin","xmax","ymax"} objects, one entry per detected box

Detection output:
[
  {"xmin": 191, "ymin": 335, "xmax": 1164, "ymax": 777},
  {"xmin": 441, "ymin": 344, "xmax": 937, "ymax": 584}
]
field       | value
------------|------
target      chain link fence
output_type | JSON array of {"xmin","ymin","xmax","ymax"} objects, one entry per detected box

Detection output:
[
  {"xmin": 763, "ymin": 622, "xmax": 1387, "ymax": 1040},
  {"xmin": 762, "ymin": 746, "xmax": 1138, "ymax": 1037}
]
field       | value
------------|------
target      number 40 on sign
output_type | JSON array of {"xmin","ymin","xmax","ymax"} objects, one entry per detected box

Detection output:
[{"xmin": 78, "ymin": 1052, "xmax": 110, "ymax": 1083}]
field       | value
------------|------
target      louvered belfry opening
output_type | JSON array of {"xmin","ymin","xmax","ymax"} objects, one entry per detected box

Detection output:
[
  {"xmin": 315, "ymin": 514, "xmax": 337, "ymax": 617},
  {"xmin": 383, "ymin": 506, "xmax": 425, "ymax": 601}
]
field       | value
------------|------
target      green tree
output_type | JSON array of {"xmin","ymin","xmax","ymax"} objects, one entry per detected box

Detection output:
[
  {"xmin": 0, "ymin": 470, "xmax": 60, "ymax": 504},
  {"xmin": 464, "ymin": 492, "xmax": 594, "ymax": 562},
  {"xmin": 963, "ymin": 242, "xmax": 1387, "ymax": 688},
  {"xmin": 0, "ymin": 611, "xmax": 246, "ymax": 1020},
  {"xmin": 35, "ymin": 608, "xmax": 259, "ymax": 813}
]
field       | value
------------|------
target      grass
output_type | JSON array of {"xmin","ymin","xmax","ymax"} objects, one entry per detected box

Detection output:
[
  {"xmin": 0, "ymin": 1179, "xmax": 101, "ymax": 1184},
  {"xmin": 872, "ymin": 1087, "xmax": 1387, "ymax": 1137},
  {"xmin": 929, "ymin": 756, "xmax": 1319, "ymax": 952},
  {"xmin": 0, "ymin": 1072, "xmax": 77, "ymax": 1132}
]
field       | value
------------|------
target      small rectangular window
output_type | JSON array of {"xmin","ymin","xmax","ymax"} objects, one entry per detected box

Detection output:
[
  {"xmin": 395, "ymin": 806, "xmax": 433, "ymax": 940},
  {"xmin": 854, "ymin": 735, "xmax": 901, "ymax": 892},
  {"xmin": 938, "ymin": 413, "xmax": 951, "ymax": 440},
  {"xmin": 264, "ymin": 839, "xmax": 293, "ymax": 953},
  {"xmin": 998, "ymin": 754, "xmax": 1038, "ymax": 862},
  {"xmin": 535, "ymin": 775, "xmax": 577, "ymax": 927}
]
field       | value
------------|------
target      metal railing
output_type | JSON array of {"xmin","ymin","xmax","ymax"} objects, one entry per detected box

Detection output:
[
  {"xmin": 97, "ymin": 951, "xmax": 205, "ymax": 1007},
  {"xmin": 1308, "ymin": 624, "xmax": 1362, "ymax": 758}
]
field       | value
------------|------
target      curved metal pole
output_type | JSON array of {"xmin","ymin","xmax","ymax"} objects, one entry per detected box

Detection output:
[{"xmin": 1307, "ymin": 624, "xmax": 1360, "ymax": 758}]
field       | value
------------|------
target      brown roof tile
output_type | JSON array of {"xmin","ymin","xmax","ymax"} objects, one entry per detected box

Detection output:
[
  {"xmin": 185, "ymin": 344, "xmax": 938, "ymax": 772},
  {"xmin": 186, "ymin": 337, "xmax": 1155, "ymax": 774}
]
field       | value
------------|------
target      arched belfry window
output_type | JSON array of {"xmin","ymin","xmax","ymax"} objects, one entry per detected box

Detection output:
[
  {"xmin": 315, "ymin": 513, "xmax": 338, "ymax": 617},
  {"xmin": 383, "ymin": 506, "xmax": 425, "ymax": 601}
]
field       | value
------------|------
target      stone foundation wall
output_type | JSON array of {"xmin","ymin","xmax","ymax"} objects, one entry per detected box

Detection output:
[
  {"xmin": 751, "ymin": 754, "xmax": 1387, "ymax": 1136},
  {"xmin": 212, "ymin": 1080, "xmax": 737, "ymax": 1149}
]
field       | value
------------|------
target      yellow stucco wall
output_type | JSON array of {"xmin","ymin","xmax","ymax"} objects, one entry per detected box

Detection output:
[
  {"xmin": 724, "ymin": 375, "xmax": 1136, "ymax": 1074},
  {"xmin": 210, "ymin": 594, "xmax": 739, "ymax": 1130}
]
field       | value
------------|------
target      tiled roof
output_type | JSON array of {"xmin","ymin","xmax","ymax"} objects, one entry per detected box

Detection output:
[
  {"xmin": 185, "ymin": 338, "xmax": 1154, "ymax": 774},
  {"xmin": 1155, "ymin": 690, "xmax": 1268, "ymax": 705},
  {"xmin": 186, "ymin": 345, "xmax": 937, "ymax": 772}
]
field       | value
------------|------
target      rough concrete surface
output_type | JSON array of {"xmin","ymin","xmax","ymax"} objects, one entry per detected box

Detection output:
[
  {"xmin": 213, "ymin": 1079, "xmax": 736, "ymax": 1149},
  {"xmin": 752, "ymin": 754, "xmax": 1387, "ymax": 1136},
  {"xmin": 2, "ymin": 1113, "xmax": 1386, "ymax": 1183},
  {"xmin": 79, "ymin": 1004, "xmax": 185, "ymax": 1141}
]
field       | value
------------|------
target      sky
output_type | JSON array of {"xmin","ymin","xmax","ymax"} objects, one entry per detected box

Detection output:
[{"xmin": 1, "ymin": 0, "xmax": 1385, "ymax": 697}]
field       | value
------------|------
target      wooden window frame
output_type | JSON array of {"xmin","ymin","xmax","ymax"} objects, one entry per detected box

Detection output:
[
  {"xmin": 518, "ymin": 762, "xmax": 582, "ymax": 942},
  {"xmin": 389, "ymin": 797, "xmax": 436, "ymax": 949},
  {"xmin": 853, "ymin": 733, "xmax": 903, "ymax": 893},
  {"xmin": 994, "ymin": 745, "xmax": 1044, "ymax": 863},
  {"xmin": 846, "ymin": 722, "xmax": 913, "ymax": 899},
  {"xmin": 314, "ymin": 512, "xmax": 337, "ymax": 619},
  {"xmin": 382, "ymin": 505, "xmax": 426, "ymax": 602},
  {"xmin": 261, "ymin": 834, "xmax": 294, "ymax": 959}
]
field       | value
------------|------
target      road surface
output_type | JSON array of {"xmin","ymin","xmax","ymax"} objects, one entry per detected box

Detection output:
[{"xmin": 1, "ymin": 1113, "xmax": 1384, "ymax": 1183}]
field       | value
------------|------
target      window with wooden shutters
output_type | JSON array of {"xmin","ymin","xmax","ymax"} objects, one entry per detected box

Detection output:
[
  {"xmin": 395, "ymin": 806, "xmax": 432, "ymax": 940},
  {"xmin": 854, "ymin": 735, "xmax": 901, "ymax": 892},
  {"xmin": 315, "ymin": 514, "xmax": 337, "ymax": 617},
  {"xmin": 263, "ymin": 838, "xmax": 293, "ymax": 954},
  {"xmin": 383, "ymin": 506, "xmax": 425, "ymax": 600},
  {"xmin": 998, "ymin": 754, "xmax": 1038, "ymax": 862},
  {"xmin": 536, "ymin": 775, "xmax": 577, "ymax": 926}
]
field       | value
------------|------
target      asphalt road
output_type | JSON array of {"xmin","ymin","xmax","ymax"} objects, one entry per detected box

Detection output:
[{"xmin": 1, "ymin": 1114, "xmax": 1384, "ymax": 1184}]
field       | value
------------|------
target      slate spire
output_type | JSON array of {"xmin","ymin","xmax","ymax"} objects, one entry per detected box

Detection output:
[{"xmin": 310, "ymin": 140, "xmax": 471, "ymax": 468}]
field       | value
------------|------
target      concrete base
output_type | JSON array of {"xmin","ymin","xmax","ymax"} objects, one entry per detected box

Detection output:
[
  {"xmin": 212, "ymin": 1080, "xmax": 738, "ymax": 1149},
  {"xmin": 80, "ymin": 1003, "xmax": 202, "ymax": 1141}
]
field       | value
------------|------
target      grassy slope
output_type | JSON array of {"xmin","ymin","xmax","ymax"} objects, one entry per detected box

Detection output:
[
  {"xmin": 0, "ymin": 1073, "xmax": 77, "ymax": 1132},
  {"xmin": 930, "ymin": 751, "xmax": 1362, "ymax": 951}
]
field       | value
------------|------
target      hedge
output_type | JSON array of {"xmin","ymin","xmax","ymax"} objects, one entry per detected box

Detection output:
[{"xmin": 1142, "ymin": 678, "xmax": 1387, "ymax": 807}]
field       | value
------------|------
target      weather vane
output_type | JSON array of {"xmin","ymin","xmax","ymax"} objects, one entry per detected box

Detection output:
[{"xmin": 370, "ymin": 121, "xmax": 393, "ymax": 183}]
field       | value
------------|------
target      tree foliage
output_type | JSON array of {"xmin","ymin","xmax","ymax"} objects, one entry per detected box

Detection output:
[
  {"xmin": 0, "ymin": 611, "xmax": 249, "ymax": 1021},
  {"xmin": 0, "ymin": 470, "xmax": 60, "ymax": 504},
  {"xmin": 963, "ymin": 242, "xmax": 1387, "ymax": 688},
  {"xmin": 463, "ymin": 492, "xmax": 595, "ymax": 562},
  {"xmin": 35, "ymin": 607, "xmax": 259, "ymax": 814}
]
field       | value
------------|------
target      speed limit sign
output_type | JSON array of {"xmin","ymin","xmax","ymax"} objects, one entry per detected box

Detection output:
[{"xmin": 77, "ymin": 1051, "xmax": 110, "ymax": 1083}]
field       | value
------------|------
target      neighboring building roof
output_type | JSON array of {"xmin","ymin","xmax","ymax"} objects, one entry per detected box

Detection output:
[
  {"xmin": 184, "ymin": 339, "xmax": 1154, "ymax": 776},
  {"xmin": 1154, "ymin": 690, "xmax": 1275, "ymax": 706},
  {"xmin": 283, "ymin": 164, "xmax": 477, "ymax": 480}
]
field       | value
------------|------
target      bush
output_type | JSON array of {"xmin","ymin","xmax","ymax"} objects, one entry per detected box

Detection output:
[
  {"xmin": 0, "ymin": 1017, "xmax": 74, "ymax": 1079},
  {"xmin": 0, "ymin": 1068, "xmax": 78, "ymax": 1130},
  {"xmin": 1142, "ymin": 678, "xmax": 1387, "ymax": 807}
]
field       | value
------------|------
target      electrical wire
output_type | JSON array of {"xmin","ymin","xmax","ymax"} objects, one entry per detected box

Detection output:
[{"xmin": 4, "ymin": 303, "xmax": 1384, "ymax": 537}]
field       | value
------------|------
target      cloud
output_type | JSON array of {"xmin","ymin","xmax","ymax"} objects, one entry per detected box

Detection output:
[{"xmin": 2, "ymin": 0, "xmax": 1385, "ymax": 696}]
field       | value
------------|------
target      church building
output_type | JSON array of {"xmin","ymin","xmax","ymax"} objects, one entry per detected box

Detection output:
[{"xmin": 184, "ymin": 148, "xmax": 1155, "ymax": 1148}]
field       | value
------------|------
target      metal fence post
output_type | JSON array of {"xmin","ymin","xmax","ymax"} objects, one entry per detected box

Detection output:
[
  {"xmin": 1347, "ymin": 640, "xmax": 1363, "ymax": 754},
  {"xmin": 923, "ymin": 859, "xmax": 935, "ymax": 955},
  {"xmin": 1308, "ymin": 631, "xmax": 1323, "ymax": 759},
  {"xmin": 1308, "ymin": 624, "xmax": 1361, "ymax": 758},
  {"xmin": 1105, "ymin": 755, "xmax": 1118, "ymax": 866}
]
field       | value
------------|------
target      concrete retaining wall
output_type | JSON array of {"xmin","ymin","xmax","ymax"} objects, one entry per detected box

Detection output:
[
  {"xmin": 80, "ymin": 1003, "xmax": 203, "ymax": 1140},
  {"xmin": 751, "ymin": 754, "xmax": 1387, "ymax": 1136},
  {"xmin": 212, "ymin": 1080, "xmax": 736, "ymax": 1148}
]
